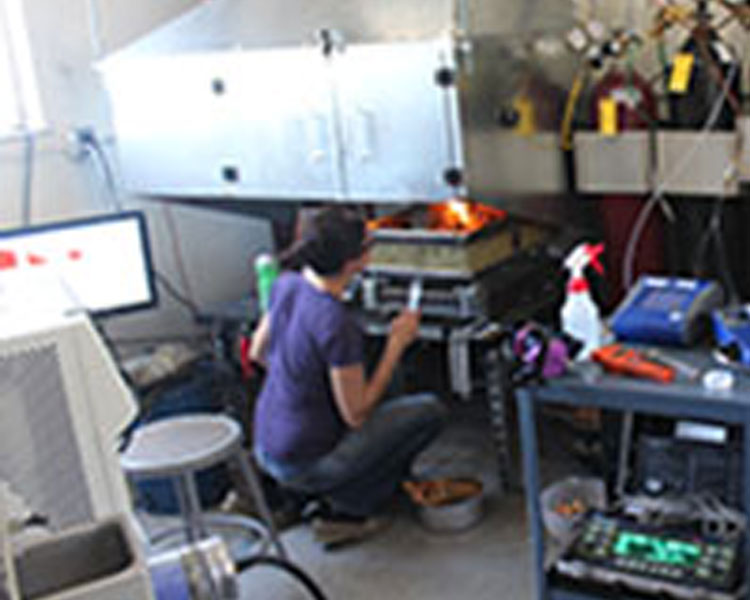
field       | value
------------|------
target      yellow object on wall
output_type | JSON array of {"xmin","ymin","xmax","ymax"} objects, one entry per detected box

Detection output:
[
  {"xmin": 513, "ymin": 95, "xmax": 537, "ymax": 137},
  {"xmin": 669, "ymin": 53, "xmax": 695, "ymax": 94},
  {"xmin": 598, "ymin": 97, "xmax": 618, "ymax": 137}
]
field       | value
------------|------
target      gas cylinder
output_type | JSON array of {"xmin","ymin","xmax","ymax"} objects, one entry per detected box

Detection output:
[
  {"xmin": 667, "ymin": 7, "xmax": 742, "ymax": 130},
  {"xmin": 590, "ymin": 67, "xmax": 665, "ymax": 308},
  {"xmin": 666, "ymin": 8, "xmax": 748, "ymax": 297}
]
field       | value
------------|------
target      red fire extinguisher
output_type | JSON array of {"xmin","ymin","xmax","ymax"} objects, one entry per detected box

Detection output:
[{"xmin": 590, "ymin": 68, "xmax": 665, "ymax": 309}]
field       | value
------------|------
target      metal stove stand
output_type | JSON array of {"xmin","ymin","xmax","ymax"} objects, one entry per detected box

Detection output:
[
  {"xmin": 360, "ymin": 316, "xmax": 516, "ymax": 492},
  {"xmin": 357, "ymin": 251, "xmax": 560, "ymax": 492}
]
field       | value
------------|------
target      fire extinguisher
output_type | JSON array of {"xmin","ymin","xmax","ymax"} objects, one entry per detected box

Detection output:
[{"xmin": 590, "ymin": 67, "xmax": 665, "ymax": 308}]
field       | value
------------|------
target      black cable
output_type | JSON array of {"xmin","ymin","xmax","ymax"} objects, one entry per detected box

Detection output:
[
  {"xmin": 161, "ymin": 204, "xmax": 199, "ymax": 311},
  {"xmin": 82, "ymin": 132, "xmax": 123, "ymax": 213},
  {"xmin": 90, "ymin": 314, "xmax": 123, "ymax": 364},
  {"xmin": 622, "ymin": 61, "xmax": 739, "ymax": 289},
  {"xmin": 235, "ymin": 555, "xmax": 329, "ymax": 600},
  {"xmin": 691, "ymin": 196, "xmax": 740, "ymax": 303},
  {"xmin": 21, "ymin": 132, "xmax": 35, "ymax": 226},
  {"xmin": 108, "ymin": 334, "xmax": 209, "ymax": 346},
  {"xmin": 692, "ymin": 208, "xmax": 714, "ymax": 275},
  {"xmin": 154, "ymin": 270, "xmax": 200, "ymax": 319},
  {"xmin": 88, "ymin": 314, "xmax": 145, "ymax": 455},
  {"xmin": 711, "ymin": 200, "xmax": 740, "ymax": 304},
  {"xmin": 90, "ymin": 315, "xmax": 141, "ymax": 392},
  {"xmin": 81, "ymin": 133, "xmax": 201, "ymax": 316}
]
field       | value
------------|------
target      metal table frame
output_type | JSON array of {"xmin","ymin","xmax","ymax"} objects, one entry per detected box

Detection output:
[
  {"xmin": 517, "ymin": 367, "xmax": 750, "ymax": 600},
  {"xmin": 361, "ymin": 317, "xmax": 514, "ymax": 491}
]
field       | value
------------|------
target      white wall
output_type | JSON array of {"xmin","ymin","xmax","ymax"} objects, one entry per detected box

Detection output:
[{"xmin": 1, "ymin": 0, "xmax": 273, "ymax": 345}]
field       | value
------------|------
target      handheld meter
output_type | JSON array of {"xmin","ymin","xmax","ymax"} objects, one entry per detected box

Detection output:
[
  {"xmin": 610, "ymin": 276, "xmax": 724, "ymax": 346},
  {"xmin": 407, "ymin": 278, "xmax": 423, "ymax": 311}
]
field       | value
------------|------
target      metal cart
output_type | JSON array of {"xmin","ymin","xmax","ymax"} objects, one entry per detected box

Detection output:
[{"xmin": 517, "ymin": 354, "xmax": 750, "ymax": 600}]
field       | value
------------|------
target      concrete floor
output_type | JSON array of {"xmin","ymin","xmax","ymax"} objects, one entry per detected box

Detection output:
[
  {"xmin": 237, "ymin": 410, "xmax": 538, "ymax": 600},
  {"xmin": 237, "ymin": 493, "xmax": 534, "ymax": 599},
  {"xmin": 136, "ymin": 402, "xmax": 594, "ymax": 599}
]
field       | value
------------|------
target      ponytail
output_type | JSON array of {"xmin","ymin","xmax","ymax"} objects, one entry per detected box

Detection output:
[
  {"xmin": 278, "ymin": 237, "xmax": 314, "ymax": 272},
  {"xmin": 278, "ymin": 207, "xmax": 366, "ymax": 275}
]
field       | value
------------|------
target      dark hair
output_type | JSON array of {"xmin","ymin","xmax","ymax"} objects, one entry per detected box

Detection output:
[{"xmin": 279, "ymin": 206, "xmax": 367, "ymax": 276}]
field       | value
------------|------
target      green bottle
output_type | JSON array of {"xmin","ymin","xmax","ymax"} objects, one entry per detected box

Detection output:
[{"xmin": 254, "ymin": 253, "xmax": 279, "ymax": 314}]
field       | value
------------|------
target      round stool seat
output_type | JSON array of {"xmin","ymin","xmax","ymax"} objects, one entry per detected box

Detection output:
[
  {"xmin": 120, "ymin": 413, "xmax": 287, "ymax": 559},
  {"xmin": 121, "ymin": 414, "xmax": 243, "ymax": 478}
]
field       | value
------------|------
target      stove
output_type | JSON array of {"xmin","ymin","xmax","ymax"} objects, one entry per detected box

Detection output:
[
  {"xmin": 357, "ymin": 200, "xmax": 560, "ymax": 493},
  {"xmin": 362, "ymin": 199, "xmax": 557, "ymax": 322},
  {"xmin": 367, "ymin": 199, "xmax": 545, "ymax": 279}
]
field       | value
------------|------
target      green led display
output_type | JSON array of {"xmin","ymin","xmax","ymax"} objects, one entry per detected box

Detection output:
[{"xmin": 613, "ymin": 532, "xmax": 702, "ymax": 567}]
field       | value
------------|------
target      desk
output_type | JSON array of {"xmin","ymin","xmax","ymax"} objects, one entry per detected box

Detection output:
[{"xmin": 517, "ymin": 354, "xmax": 750, "ymax": 600}]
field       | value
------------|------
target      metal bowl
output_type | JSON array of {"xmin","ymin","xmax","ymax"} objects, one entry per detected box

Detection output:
[{"xmin": 416, "ymin": 479, "xmax": 484, "ymax": 533}]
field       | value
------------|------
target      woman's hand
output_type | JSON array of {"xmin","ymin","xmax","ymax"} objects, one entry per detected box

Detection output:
[
  {"xmin": 331, "ymin": 309, "xmax": 421, "ymax": 428},
  {"xmin": 330, "ymin": 309, "xmax": 421, "ymax": 428},
  {"xmin": 387, "ymin": 309, "xmax": 421, "ymax": 352}
]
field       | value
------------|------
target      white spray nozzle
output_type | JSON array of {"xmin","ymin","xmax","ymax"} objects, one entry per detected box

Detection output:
[{"xmin": 564, "ymin": 243, "xmax": 605, "ymax": 275}]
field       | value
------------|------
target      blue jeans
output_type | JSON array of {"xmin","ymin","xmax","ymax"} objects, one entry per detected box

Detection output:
[{"xmin": 256, "ymin": 393, "xmax": 446, "ymax": 517}]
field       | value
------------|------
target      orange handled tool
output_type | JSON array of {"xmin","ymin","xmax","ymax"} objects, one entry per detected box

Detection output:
[{"xmin": 592, "ymin": 344, "xmax": 676, "ymax": 384}]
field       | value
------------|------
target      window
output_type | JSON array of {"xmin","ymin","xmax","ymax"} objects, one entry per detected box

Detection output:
[{"xmin": 0, "ymin": 0, "xmax": 43, "ymax": 138}]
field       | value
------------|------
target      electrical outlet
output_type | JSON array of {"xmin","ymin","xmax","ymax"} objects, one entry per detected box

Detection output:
[{"xmin": 66, "ymin": 126, "xmax": 97, "ymax": 161}]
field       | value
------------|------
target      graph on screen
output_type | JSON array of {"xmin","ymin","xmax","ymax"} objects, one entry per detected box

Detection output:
[{"xmin": 0, "ymin": 211, "xmax": 157, "ymax": 317}]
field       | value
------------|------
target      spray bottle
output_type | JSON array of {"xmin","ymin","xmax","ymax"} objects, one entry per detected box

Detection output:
[
  {"xmin": 254, "ymin": 253, "xmax": 279, "ymax": 315},
  {"xmin": 561, "ymin": 243, "xmax": 605, "ymax": 360}
]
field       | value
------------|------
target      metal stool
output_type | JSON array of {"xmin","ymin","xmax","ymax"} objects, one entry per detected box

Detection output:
[{"xmin": 120, "ymin": 414, "xmax": 286, "ymax": 558}]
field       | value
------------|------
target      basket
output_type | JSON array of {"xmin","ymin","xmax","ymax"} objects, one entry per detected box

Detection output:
[{"xmin": 540, "ymin": 477, "xmax": 606, "ymax": 541}]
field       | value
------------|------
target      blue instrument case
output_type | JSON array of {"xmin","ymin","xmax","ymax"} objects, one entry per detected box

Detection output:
[{"xmin": 610, "ymin": 276, "xmax": 723, "ymax": 346}]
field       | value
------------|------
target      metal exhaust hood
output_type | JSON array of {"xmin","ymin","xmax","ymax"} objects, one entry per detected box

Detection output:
[
  {"xmin": 104, "ymin": 0, "xmax": 458, "ymax": 62},
  {"xmin": 99, "ymin": 0, "xmax": 571, "ymax": 206}
]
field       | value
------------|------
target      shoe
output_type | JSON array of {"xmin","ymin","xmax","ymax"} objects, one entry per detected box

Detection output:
[{"xmin": 311, "ymin": 514, "xmax": 390, "ymax": 550}]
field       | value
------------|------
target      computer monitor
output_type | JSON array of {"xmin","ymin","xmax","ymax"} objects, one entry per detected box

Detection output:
[{"xmin": 0, "ymin": 211, "xmax": 157, "ymax": 318}]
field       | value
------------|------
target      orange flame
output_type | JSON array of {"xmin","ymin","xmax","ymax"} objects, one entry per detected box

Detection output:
[
  {"xmin": 368, "ymin": 199, "xmax": 506, "ymax": 234},
  {"xmin": 430, "ymin": 198, "xmax": 506, "ymax": 233},
  {"xmin": 447, "ymin": 199, "xmax": 474, "ymax": 228}
]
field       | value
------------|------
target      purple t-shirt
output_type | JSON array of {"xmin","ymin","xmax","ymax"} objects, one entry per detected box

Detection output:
[{"xmin": 254, "ymin": 272, "xmax": 363, "ymax": 463}]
